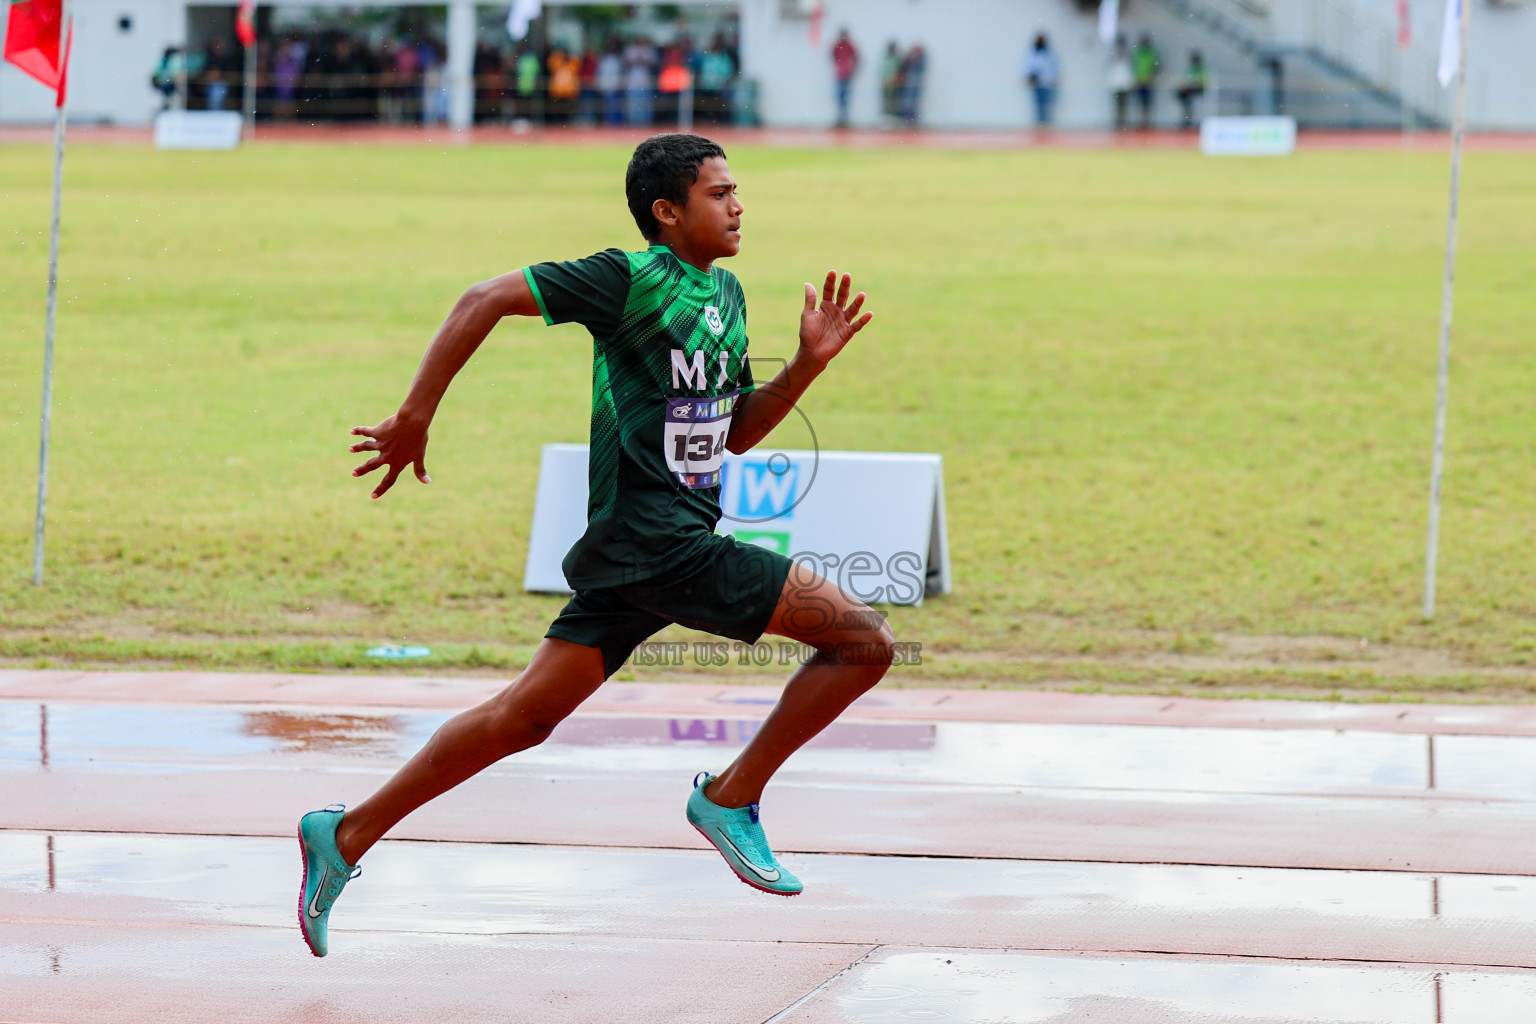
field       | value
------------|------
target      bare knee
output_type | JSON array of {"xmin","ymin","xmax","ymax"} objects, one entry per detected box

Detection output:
[
  {"xmin": 822, "ymin": 622, "xmax": 895, "ymax": 687},
  {"xmin": 482, "ymin": 697, "xmax": 567, "ymax": 754}
]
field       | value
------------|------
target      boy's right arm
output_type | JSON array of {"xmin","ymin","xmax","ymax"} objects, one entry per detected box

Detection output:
[{"xmin": 349, "ymin": 270, "xmax": 540, "ymax": 499}]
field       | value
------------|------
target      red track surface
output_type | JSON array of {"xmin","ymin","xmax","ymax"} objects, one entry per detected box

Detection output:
[
  {"xmin": 4, "ymin": 668, "xmax": 1536, "ymax": 1021},
  {"xmin": 4, "ymin": 122, "xmax": 1536, "ymax": 151}
]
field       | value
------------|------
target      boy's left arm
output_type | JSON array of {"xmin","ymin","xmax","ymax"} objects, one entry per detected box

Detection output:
[{"xmin": 726, "ymin": 270, "xmax": 872, "ymax": 455}]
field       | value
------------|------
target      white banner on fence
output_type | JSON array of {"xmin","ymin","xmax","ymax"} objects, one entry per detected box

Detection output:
[
  {"xmin": 524, "ymin": 445, "xmax": 951, "ymax": 606},
  {"xmin": 153, "ymin": 111, "xmax": 243, "ymax": 150},
  {"xmin": 1200, "ymin": 116, "xmax": 1297, "ymax": 157}
]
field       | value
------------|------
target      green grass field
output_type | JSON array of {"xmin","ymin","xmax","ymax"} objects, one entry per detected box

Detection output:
[{"xmin": 1, "ymin": 139, "xmax": 1533, "ymax": 697}]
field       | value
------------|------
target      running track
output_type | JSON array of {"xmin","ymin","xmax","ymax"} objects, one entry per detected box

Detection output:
[{"xmin": 5, "ymin": 668, "xmax": 1536, "ymax": 1022}]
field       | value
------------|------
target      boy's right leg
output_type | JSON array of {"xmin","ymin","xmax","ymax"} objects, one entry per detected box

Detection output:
[
  {"xmin": 332, "ymin": 637, "xmax": 608, "ymax": 865},
  {"xmin": 301, "ymin": 575, "xmax": 672, "ymax": 955}
]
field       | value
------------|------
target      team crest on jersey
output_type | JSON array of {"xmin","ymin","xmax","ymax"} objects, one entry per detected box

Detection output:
[{"xmin": 703, "ymin": 305, "xmax": 725, "ymax": 337}]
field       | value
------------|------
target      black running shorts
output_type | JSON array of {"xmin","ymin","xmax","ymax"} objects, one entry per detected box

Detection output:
[{"xmin": 545, "ymin": 532, "xmax": 794, "ymax": 678}]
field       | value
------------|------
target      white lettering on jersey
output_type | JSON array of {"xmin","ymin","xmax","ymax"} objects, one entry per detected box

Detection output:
[
  {"xmin": 670, "ymin": 349, "xmax": 708, "ymax": 390},
  {"xmin": 716, "ymin": 351, "xmax": 731, "ymax": 387}
]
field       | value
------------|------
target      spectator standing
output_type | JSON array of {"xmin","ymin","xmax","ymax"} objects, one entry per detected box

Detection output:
[
  {"xmin": 273, "ymin": 37, "xmax": 307, "ymax": 120},
  {"xmin": 514, "ymin": 44, "xmax": 541, "ymax": 121},
  {"xmin": 1175, "ymin": 50, "xmax": 1208, "ymax": 127},
  {"xmin": 830, "ymin": 28, "xmax": 858, "ymax": 127},
  {"xmin": 547, "ymin": 46, "xmax": 580, "ymax": 123},
  {"xmin": 304, "ymin": 37, "xmax": 326, "ymax": 114},
  {"xmin": 151, "ymin": 46, "xmax": 183, "ymax": 110},
  {"xmin": 623, "ymin": 36, "xmax": 657, "ymax": 126},
  {"xmin": 657, "ymin": 42, "xmax": 692, "ymax": 125},
  {"xmin": 1024, "ymin": 34, "xmax": 1059, "ymax": 127},
  {"xmin": 879, "ymin": 40, "xmax": 902, "ymax": 124},
  {"xmin": 1132, "ymin": 33, "xmax": 1160, "ymax": 129},
  {"xmin": 898, "ymin": 43, "xmax": 926, "ymax": 126},
  {"xmin": 1106, "ymin": 35, "xmax": 1133, "ymax": 130},
  {"xmin": 390, "ymin": 37, "xmax": 421, "ymax": 122},
  {"xmin": 333, "ymin": 38, "xmax": 372, "ymax": 121},
  {"xmin": 577, "ymin": 47, "xmax": 599, "ymax": 124},
  {"xmin": 596, "ymin": 41, "xmax": 624, "ymax": 125},
  {"xmin": 697, "ymin": 36, "xmax": 736, "ymax": 125},
  {"xmin": 421, "ymin": 41, "xmax": 450, "ymax": 124},
  {"xmin": 377, "ymin": 40, "xmax": 399, "ymax": 120},
  {"xmin": 474, "ymin": 43, "xmax": 505, "ymax": 123},
  {"xmin": 202, "ymin": 40, "xmax": 232, "ymax": 111}
]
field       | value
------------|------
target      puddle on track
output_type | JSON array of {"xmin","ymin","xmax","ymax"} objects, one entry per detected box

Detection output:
[
  {"xmin": 2, "ymin": 832, "xmax": 1534, "ymax": 939},
  {"xmin": 7, "ymin": 700, "xmax": 1520, "ymax": 797},
  {"xmin": 795, "ymin": 950, "xmax": 1536, "ymax": 1024}
]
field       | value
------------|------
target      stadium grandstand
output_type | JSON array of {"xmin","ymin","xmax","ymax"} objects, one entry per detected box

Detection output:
[{"xmin": 3, "ymin": 0, "xmax": 1535, "ymax": 131}]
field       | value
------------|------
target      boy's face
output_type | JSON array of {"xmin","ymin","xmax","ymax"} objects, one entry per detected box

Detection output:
[{"xmin": 659, "ymin": 157, "xmax": 743, "ymax": 260}]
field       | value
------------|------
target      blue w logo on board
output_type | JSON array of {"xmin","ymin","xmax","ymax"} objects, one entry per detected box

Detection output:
[{"xmin": 734, "ymin": 460, "xmax": 799, "ymax": 520}]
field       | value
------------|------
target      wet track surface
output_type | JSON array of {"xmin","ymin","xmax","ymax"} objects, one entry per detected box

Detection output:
[{"xmin": 3, "ymin": 670, "xmax": 1536, "ymax": 1022}]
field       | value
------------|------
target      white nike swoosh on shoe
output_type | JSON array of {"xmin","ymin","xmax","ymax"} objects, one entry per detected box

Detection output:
[
  {"xmin": 307, "ymin": 866, "xmax": 330, "ymax": 919},
  {"xmin": 715, "ymin": 830, "xmax": 781, "ymax": 882}
]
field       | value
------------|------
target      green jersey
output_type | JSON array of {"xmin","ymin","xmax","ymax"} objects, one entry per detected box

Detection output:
[{"xmin": 523, "ymin": 244, "xmax": 756, "ymax": 588}]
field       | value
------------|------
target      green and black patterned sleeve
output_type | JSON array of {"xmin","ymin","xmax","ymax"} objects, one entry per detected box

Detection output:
[
  {"xmin": 733, "ymin": 279, "xmax": 755, "ymax": 393},
  {"xmin": 522, "ymin": 249, "xmax": 631, "ymax": 338}
]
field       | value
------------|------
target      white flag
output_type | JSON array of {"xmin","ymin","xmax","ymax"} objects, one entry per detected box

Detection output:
[
  {"xmin": 1098, "ymin": 0, "xmax": 1120, "ymax": 45},
  {"xmin": 507, "ymin": 0, "xmax": 540, "ymax": 41},
  {"xmin": 1436, "ymin": 0, "xmax": 1461, "ymax": 87}
]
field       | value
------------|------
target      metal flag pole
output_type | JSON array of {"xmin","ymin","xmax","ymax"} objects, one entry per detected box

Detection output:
[
  {"xmin": 243, "ymin": 16, "xmax": 258, "ymax": 131},
  {"xmin": 33, "ymin": 12, "xmax": 70, "ymax": 586},
  {"xmin": 679, "ymin": 74, "xmax": 694, "ymax": 133},
  {"xmin": 1422, "ymin": 0, "xmax": 1471, "ymax": 620}
]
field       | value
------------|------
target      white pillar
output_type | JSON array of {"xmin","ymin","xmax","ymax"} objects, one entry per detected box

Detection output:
[{"xmin": 446, "ymin": 0, "xmax": 476, "ymax": 131}]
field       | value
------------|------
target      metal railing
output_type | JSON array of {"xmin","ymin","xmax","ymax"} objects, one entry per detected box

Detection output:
[
  {"xmin": 176, "ymin": 69, "xmax": 749, "ymax": 126},
  {"xmin": 1143, "ymin": 0, "xmax": 1443, "ymax": 127},
  {"xmin": 1298, "ymin": 0, "xmax": 1443, "ymax": 125}
]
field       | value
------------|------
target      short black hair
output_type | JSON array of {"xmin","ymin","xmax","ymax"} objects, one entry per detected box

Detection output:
[{"xmin": 625, "ymin": 134, "xmax": 727, "ymax": 241}]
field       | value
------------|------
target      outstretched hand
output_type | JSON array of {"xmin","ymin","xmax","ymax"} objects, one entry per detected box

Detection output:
[
  {"xmin": 799, "ymin": 270, "xmax": 873, "ymax": 367},
  {"xmin": 349, "ymin": 412, "xmax": 431, "ymax": 500}
]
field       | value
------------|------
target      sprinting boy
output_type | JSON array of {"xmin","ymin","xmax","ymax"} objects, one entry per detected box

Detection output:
[{"xmin": 297, "ymin": 133, "xmax": 894, "ymax": 957}]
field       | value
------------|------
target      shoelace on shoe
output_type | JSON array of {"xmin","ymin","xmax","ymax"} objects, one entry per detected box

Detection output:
[
  {"xmin": 315, "ymin": 864, "xmax": 362, "ymax": 916},
  {"xmin": 724, "ymin": 817, "xmax": 774, "ymax": 867},
  {"xmin": 694, "ymin": 775, "xmax": 776, "ymax": 867}
]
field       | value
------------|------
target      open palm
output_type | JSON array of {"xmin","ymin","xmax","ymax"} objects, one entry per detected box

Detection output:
[{"xmin": 799, "ymin": 270, "xmax": 873, "ymax": 367}]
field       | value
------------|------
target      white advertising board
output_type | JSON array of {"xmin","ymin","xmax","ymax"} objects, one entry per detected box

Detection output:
[
  {"xmin": 524, "ymin": 445, "xmax": 951, "ymax": 606},
  {"xmin": 153, "ymin": 111, "xmax": 244, "ymax": 150},
  {"xmin": 1200, "ymin": 116, "xmax": 1298, "ymax": 157}
]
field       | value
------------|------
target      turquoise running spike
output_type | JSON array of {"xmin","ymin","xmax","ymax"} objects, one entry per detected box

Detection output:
[
  {"xmin": 685, "ymin": 773, "xmax": 803, "ymax": 896},
  {"xmin": 297, "ymin": 804, "xmax": 360, "ymax": 957}
]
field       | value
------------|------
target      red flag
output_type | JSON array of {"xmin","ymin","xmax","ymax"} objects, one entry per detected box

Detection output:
[
  {"xmin": 808, "ymin": 0, "xmax": 823, "ymax": 47},
  {"xmin": 236, "ymin": 0, "xmax": 255, "ymax": 48},
  {"xmin": 1397, "ymin": 0, "xmax": 1412, "ymax": 49},
  {"xmin": 5, "ymin": 0, "xmax": 70, "ymax": 104}
]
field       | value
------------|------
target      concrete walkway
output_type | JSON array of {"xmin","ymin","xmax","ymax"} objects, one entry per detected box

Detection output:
[{"xmin": 3, "ymin": 669, "xmax": 1535, "ymax": 1022}]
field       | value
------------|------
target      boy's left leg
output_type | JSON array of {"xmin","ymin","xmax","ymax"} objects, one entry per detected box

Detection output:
[
  {"xmin": 683, "ymin": 564, "xmax": 895, "ymax": 895},
  {"xmin": 703, "ymin": 567, "xmax": 894, "ymax": 810}
]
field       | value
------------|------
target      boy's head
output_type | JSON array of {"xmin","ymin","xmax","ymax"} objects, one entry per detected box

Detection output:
[{"xmin": 626, "ymin": 134, "xmax": 741, "ymax": 260}]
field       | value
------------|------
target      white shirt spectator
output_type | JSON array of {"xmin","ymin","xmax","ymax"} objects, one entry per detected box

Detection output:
[
  {"xmin": 623, "ymin": 41, "xmax": 657, "ymax": 93},
  {"xmin": 1025, "ymin": 47, "xmax": 1060, "ymax": 89},
  {"xmin": 597, "ymin": 52, "xmax": 623, "ymax": 93}
]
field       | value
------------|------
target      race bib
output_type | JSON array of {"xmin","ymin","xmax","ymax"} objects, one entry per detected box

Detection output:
[{"xmin": 664, "ymin": 390, "xmax": 738, "ymax": 489}]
